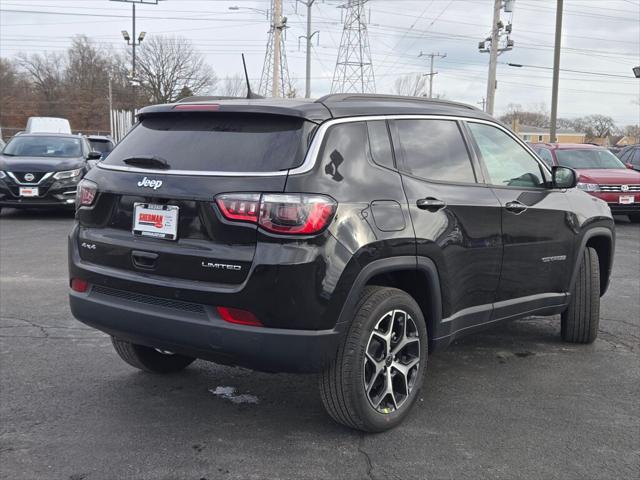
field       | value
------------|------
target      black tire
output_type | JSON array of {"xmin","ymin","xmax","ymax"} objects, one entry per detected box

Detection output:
[
  {"xmin": 111, "ymin": 337, "xmax": 196, "ymax": 373},
  {"xmin": 561, "ymin": 247, "xmax": 600, "ymax": 344},
  {"xmin": 320, "ymin": 286, "xmax": 428, "ymax": 432},
  {"xmin": 628, "ymin": 213, "xmax": 640, "ymax": 223}
]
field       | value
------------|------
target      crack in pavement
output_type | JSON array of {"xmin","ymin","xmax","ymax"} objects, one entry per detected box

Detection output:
[
  {"xmin": 0, "ymin": 316, "xmax": 104, "ymax": 340},
  {"xmin": 358, "ymin": 434, "xmax": 376, "ymax": 480}
]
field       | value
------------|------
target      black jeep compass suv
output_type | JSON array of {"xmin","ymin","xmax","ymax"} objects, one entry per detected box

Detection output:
[{"xmin": 69, "ymin": 94, "xmax": 615, "ymax": 432}]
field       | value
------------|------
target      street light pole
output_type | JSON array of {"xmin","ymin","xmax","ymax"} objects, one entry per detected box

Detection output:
[
  {"xmin": 132, "ymin": 3, "xmax": 136, "ymax": 77},
  {"xmin": 549, "ymin": 0, "xmax": 563, "ymax": 143},
  {"xmin": 298, "ymin": 0, "xmax": 318, "ymax": 98}
]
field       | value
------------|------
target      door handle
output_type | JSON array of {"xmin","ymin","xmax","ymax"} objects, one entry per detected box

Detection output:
[
  {"xmin": 131, "ymin": 250, "xmax": 159, "ymax": 270},
  {"xmin": 416, "ymin": 197, "xmax": 446, "ymax": 211},
  {"xmin": 505, "ymin": 200, "xmax": 528, "ymax": 214}
]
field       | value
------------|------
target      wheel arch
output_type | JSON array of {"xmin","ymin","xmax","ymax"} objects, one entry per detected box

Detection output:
[
  {"xmin": 336, "ymin": 256, "xmax": 443, "ymax": 351},
  {"xmin": 571, "ymin": 227, "xmax": 614, "ymax": 296}
]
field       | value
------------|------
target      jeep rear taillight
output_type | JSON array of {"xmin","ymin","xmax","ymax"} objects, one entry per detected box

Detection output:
[
  {"xmin": 216, "ymin": 193, "xmax": 260, "ymax": 222},
  {"xmin": 215, "ymin": 193, "xmax": 337, "ymax": 235},
  {"xmin": 76, "ymin": 179, "xmax": 98, "ymax": 208}
]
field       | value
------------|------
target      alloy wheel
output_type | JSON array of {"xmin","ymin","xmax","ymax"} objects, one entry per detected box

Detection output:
[{"xmin": 363, "ymin": 309, "xmax": 421, "ymax": 414}]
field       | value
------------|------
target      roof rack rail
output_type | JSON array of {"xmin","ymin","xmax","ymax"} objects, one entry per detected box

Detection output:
[{"xmin": 315, "ymin": 93, "xmax": 478, "ymax": 111}]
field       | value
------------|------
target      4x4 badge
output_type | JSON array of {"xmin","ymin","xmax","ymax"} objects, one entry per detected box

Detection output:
[{"xmin": 137, "ymin": 177, "xmax": 163, "ymax": 190}]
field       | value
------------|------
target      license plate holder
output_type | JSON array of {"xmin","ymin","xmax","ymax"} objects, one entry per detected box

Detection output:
[
  {"xmin": 619, "ymin": 195, "xmax": 635, "ymax": 205},
  {"xmin": 19, "ymin": 187, "xmax": 39, "ymax": 197},
  {"xmin": 132, "ymin": 203, "xmax": 179, "ymax": 240}
]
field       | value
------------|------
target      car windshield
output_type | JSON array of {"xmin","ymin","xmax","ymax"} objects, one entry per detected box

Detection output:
[
  {"xmin": 555, "ymin": 149, "xmax": 626, "ymax": 169},
  {"xmin": 3, "ymin": 135, "xmax": 82, "ymax": 158},
  {"xmin": 89, "ymin": 139, "xmax": 114, "ymax": 154}
]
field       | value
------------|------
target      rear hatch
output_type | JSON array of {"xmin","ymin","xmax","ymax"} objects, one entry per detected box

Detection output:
[{"xmin": 77, "ymin": 111, "xmax": 316, "ymax": 286}]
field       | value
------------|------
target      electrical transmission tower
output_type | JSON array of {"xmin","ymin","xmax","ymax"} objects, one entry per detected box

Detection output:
[
  {"xmin": 259, "ymin": 0, "xmax": 293, "ymax": 97},
  {"xmin": 331, "ymin": 0, "xmax": 375, "ymax": 94}
]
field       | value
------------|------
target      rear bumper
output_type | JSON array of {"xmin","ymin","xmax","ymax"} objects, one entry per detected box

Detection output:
[{"xmin": 70, "ymin": 286, "xmax": 343, "ymax": 373}]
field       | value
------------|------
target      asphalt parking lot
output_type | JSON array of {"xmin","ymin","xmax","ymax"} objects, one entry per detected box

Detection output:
[{"xmin": 0, "ymin": 209, "xmax": 638, "ymax": 480}]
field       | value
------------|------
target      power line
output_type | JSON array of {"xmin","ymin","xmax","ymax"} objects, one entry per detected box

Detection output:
[{"xmin": 505, "ymin": 63, "xmax": 637, "ymax": 79}]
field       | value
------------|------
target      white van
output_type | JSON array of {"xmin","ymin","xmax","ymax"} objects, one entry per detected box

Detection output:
[{"xmin": 25, "ymin": 117, "xmax": 72, "ymax": 134}]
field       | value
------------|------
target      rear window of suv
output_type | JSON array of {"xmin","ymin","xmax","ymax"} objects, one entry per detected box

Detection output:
[{"xmin": 104, "ymin": 113, "xmax": 313, "ymax": 172}]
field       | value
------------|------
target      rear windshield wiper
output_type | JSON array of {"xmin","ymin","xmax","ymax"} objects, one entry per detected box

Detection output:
[{"xmin": 123, "ymin": 155, "xmax": 170, "ymax": 170}]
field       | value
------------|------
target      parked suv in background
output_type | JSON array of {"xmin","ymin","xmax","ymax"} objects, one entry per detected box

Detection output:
[
  {"xmin": 69, "ymin": 95, "xmax": 615, "ymax": 432},
  {"xmin": 531, "ymin": 143, "xmax": 640, "ymax": 222},
  {"xmin": 86, "ymin": 135, "xmax": 115, "ymax": 160},
  {"xmin": 0, "ymin": 133, "xmax": 101, "ymax": 212},
  {"xmin": 617, "ymin": 144, "xmax": 640, "ymax": 171}
]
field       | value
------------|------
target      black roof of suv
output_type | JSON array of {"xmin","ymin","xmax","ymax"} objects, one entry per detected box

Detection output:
[
  {"xmin": 68, "ymin": 94, "xmax": 616, "ymax": 432},
  {"xmin": 141, "ymin": 94, "xmax": 487, "ymax": 123}
]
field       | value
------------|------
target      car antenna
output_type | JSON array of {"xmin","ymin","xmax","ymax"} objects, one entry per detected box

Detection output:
[{"xmin": 242, "ymin": 54, "xmax": 264, "ymax": 99}]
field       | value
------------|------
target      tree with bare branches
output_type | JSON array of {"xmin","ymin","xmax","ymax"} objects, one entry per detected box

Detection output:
[
  {"xmin": 17, "ymin": 51, "xmax": 65, "ymax": 115},
  {"xmin": 135, "ymin": 35, "xmax": 217, "ymax": 104},
  {"xmin": 218, "ymin": 74, "xmax": 246, "ymax": 97},
  {"xmin": 393, "ymin": 74, "xmax": 427, "ymax": 97}
]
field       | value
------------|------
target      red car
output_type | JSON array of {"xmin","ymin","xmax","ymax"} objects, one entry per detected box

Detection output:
[{"xmin": 531, "ymin": 143, "xmax": 640, "ymax": 222}]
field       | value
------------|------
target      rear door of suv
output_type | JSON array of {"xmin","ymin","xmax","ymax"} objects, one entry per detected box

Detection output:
[
  {"xmin": 390, "ymin": 117, "xmax": 502, "ymax": 328},
  {"xmin": 76, "ymin": 110, "xmax": 316, "ymax": 287},
  {"xmin": 465, "ymin": 121, "xmax": 575, "ymax": 317}
]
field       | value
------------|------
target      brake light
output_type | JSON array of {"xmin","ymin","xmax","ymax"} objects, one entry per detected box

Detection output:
[
  {"xmin": 76, "ymin": 179, "xmax": 97, "ymax": 208},
  {"xmin": 214, "ymin": 193, "xmax": 337, "ymax": 235},
  {"xmin": 216, "ymin": 193, "xmax": 260, "ymax": 222},
  {"xmin": 173, "ymin": 104, "xmax": 220, "ymax": 111},
  {"xmin": 217, "ymin": 307, "xmax": 262, "ymax": 326},
  {"xmin": 70, "ymin": 278, "xmax": 89, "ymax": 293}
]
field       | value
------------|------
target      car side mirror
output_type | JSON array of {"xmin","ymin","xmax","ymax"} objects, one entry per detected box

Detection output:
[
  {"xmin": 87, "ymin": 151, "xmax": 102, "ymax": 160},
  {"xmin": 552, "ymin": 166, "xmax": 577, "ymax": 189}
]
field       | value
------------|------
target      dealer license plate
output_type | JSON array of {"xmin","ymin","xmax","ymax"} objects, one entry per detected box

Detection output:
[
  {"xmin": 619, "ymin": 195, "xmax": 635, "ymax": 205},
  {"xmin": 132, "ymin": 203, "xmax": 179, "ymax": 240},
  {"xmin": 19, "ymin": 187, "xmax": 39, "ymax": 197}
]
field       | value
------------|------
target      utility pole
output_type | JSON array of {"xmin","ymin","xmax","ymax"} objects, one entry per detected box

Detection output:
[
  {"xmin": 549, "ymin": 0, "xmax": 563, "ymax": 143},
  {"xmin": 298, "ymin": 0, "xmax": 319, "ymax": 98},
  {"xmin": 485, "ymin": 0, "xmax": 501, "ymax": 115},
  {"xmin": 477, "ymin": 98, "xmax": 486, "ymax": 111},
  {"xmin": 108, "ymin": 74, "xmax": 114, "ymax": 137},
  {"xmin": 478, "ymin": 0, "xmax": 515, "ymax": 114},
  {"xmin": 419, "ymin": 52, "xmax": 446, "ymax": 98},
  {"xmin": 273, "ymin": 0, "xmax": 283, "ymax": 97}
]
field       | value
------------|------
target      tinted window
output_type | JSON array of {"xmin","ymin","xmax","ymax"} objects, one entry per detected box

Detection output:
[
  {"xmin": 321, "ymin": 122, "xmax": 367, "ymax": 177},
  {"xmin": 366, "ymin": 121, "xmax": 394, "ymax": 169},
  {"xmin": 632, "ymin": 149, "xmax": 640, "ymax": 166},
  {"xmin": 536, "ymin": 148, "xmax": 554, "ymax": 167},
  {"xmin": 104, "ymin": 113, "xmax": 312, "ymax": 172},
  {"xmin": 3, "ymin": 135, "xmax": 82, "ymax": 158},
  {"xmin": 468, "ymin": 122, "xmax": 546, "ymax": 188},
  {"xmin": 89, "ymin": 139, "xmax": 114, "ymax": 154},
  {"xmin": 555, "ymin": 149, "xmax": 626, "ymax": 169},
  {"xmin": 395, "ymin": 119, "xmax": 476, "ymax": 183}
]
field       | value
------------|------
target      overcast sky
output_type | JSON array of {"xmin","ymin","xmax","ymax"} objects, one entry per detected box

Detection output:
[{"xmin": 1, "ymin": 0, "xmax": 639, "ymax": 125}]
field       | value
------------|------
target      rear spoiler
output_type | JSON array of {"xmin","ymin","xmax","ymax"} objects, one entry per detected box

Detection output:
[{"xmin": 137, "ymin": 102, "xmax": 330, "ymax": 124}]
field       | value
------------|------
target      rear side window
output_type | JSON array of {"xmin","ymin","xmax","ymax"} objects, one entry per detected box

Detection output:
[
  {"xmin": 104, "ymin": 113, "xmax": 312, "ymax": 172},
  {"xmin": 393, "ymin": 119, "xmax": 476, "ymax": 183}
]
